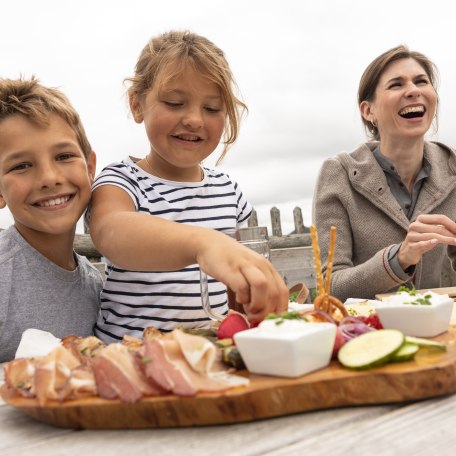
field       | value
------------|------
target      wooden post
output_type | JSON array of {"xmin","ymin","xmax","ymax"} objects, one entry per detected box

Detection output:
[
  {"xmin": 293, "ymin": 207, "xmax": 305, "ymax": 233},
  {"xmin": 248, "ymin": 209, "xmax": 258, "ymax": 227},
  {"xmin": 270, "ymin": 207, "xmax": 282, "ymax": 237}
]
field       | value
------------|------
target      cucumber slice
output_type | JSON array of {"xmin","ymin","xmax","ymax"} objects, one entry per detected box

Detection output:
[
  {"xmin": 405, "ymin": 336, "xmax": 447, "ymax": 351},
  {"xmin": 338, "ymin": 329, "xmax": 405, "ymax": 369},
  {"xmin": 391, "ymin": 343, "xmax": 419, "ymax": 362}
]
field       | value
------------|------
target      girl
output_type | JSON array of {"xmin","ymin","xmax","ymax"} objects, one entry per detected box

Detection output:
[
  {"xmin": 89, "ymin": 30, "xmax": 287, "ymax": 343},
  {"xmin": 313, "ymin": 45, "xmax": 456, "ymax": 301}
]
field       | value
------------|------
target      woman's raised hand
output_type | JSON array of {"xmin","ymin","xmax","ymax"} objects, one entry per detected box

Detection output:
[{"xmin": 398, "ymin": 214, "xmax": 456, "ymax": 269}]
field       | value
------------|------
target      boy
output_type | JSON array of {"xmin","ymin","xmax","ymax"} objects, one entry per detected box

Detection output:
[{"xmin": 0, "ymin": 77, "xmax": 103, "ymax": 362}]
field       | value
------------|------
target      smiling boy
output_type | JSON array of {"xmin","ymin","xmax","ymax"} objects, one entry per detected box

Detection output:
[{"xmin": 0, "ymin": 77, "xmax": 103, "ymax": 362}]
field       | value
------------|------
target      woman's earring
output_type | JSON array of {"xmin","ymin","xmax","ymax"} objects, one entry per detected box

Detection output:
[{"xmin": 370, "ymin": 118, "xmax": 377, "ymax": 133}]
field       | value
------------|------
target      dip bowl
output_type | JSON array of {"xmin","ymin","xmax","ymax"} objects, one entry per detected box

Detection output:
[
  {"xmin": 234, "ymin": 319, "xmax": 336, "ymax": 378},
  {"xmin": 375, "ymin": 291, "xmax": 453, "ymax": 337}
]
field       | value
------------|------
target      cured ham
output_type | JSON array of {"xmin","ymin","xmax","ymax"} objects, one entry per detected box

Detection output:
[
  {"xmin": 2, "ymin": 329, "xmax": 249, "ymax": 404},
  {"xmin": 91, "ymin": 344, "xmax": 164, "ymax": 402}
]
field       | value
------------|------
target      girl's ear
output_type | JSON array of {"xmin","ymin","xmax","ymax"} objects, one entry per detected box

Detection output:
[{"xmin": 129, "ymin": 92, "xmax": 144, "ymax": 124}]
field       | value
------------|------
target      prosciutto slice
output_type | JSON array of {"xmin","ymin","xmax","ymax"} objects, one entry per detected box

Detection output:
[{"xmin": 91, "ymin": 344, "xmax": 164, "ymax": 403}]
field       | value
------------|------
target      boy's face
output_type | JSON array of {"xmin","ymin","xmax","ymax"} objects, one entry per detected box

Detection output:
[{"xmin": 0, "ymin": 114, "xmax": 96, "ymax": 238}]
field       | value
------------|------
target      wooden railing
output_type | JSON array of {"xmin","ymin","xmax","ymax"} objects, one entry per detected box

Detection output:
[{"xmin": 4, "ymin": 205, "xmax": 456, "ymax": 289}]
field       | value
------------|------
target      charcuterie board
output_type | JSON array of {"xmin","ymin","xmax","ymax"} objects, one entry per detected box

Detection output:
[{"xmin": 2, "ymin": 326, "xmax": 456, "ymax": 429}]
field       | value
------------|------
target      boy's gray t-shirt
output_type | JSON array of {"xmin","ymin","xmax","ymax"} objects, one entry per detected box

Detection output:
[{"xmin": 0, "ymin": 226, "xmax": 103, "ymax": 362}]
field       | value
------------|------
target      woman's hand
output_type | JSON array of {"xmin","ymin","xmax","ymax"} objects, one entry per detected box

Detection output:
[
  {"xmin": 196, "ymin": 231, "xmax": 289, "ymax": 324},
  {"xmin": 398, "ymin": 214, "xmax": 456, "ymax": 269}
]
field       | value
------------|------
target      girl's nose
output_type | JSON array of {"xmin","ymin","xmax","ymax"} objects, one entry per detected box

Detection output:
[{"xmin": 182, "ymin": 107, "xmax": 204, "ymax": 129}]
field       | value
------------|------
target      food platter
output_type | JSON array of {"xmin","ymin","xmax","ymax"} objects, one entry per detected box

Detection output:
[{"xmin": 2, "ymin": 325, "xmax": 456, "ymax": 430}]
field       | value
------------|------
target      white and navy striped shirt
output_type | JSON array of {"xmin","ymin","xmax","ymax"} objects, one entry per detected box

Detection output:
[{"xmin": 91, "ymin": 157, "xmax": 252, "ymax": 343}]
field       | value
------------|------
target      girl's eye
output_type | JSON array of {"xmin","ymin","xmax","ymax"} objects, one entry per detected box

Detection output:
[
  {"xmin": 388, "ymin": 82, "xmax": 401, "ymax": 89},
  {"xmin": 205, "ymin": 106, "xmax": 221, "ymax": 113},
  {"xmin": 164, "ymin": 101, "xmax": 183, "ymax": 108},
  {"xmin": 416, "ymin": 78, "xmax": 429, "ymax": 86}
]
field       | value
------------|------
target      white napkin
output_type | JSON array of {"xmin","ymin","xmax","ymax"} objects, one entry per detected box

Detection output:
[{"xmin": 15, "ymin": 328, "xmax": 61, "ymax": 359}]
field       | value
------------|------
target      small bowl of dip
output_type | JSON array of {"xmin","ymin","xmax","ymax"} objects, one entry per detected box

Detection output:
[
  {"xmin": 375, "ymin": 290, "xmax": 453, "ymax": 337},
  {"xmin": 234, "ymin": 318, "xmax": 336, "ymax": 378}
]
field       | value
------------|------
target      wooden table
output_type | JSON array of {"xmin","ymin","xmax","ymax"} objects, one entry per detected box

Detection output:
[
  {"xmin": 3, "ymin": 291, "xmax": 456, "ymax": 455},
  {"xmin": 1, "ymin": 363, "xmax": 456, "ymax": 456}
]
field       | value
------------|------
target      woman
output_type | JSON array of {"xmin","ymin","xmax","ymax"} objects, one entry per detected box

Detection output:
[{"xmin": 313, "ymin": 45, "xmax": 456, "ymax": 301}]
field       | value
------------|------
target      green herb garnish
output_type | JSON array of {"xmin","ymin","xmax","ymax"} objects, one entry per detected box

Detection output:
[
  {"xmin": 265, "ymin": 310, "xmax": 305, "ymax": 325},
  {"xmin": 405, "ymin": 294, "xmax": 432, "ymax": 306},
  {"xmin": 289, "ymin": 291, "xmax": 300, "ymax": 302},
  {"xmin": 398, "ymin": 284, "xmax": 416, "ymax": 295}
]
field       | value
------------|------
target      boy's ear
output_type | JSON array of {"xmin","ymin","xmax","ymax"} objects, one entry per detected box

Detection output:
[
  {"xmin": 129, "ymin": 92, "xmax": 144, "ymax": 124},
  {"xmin": 0, "ymin": 193, "xmax": 6, "ymax": 209},
  {"xmin": 87, "ymin": 151, "xmax": 97, "ymax": 183}
]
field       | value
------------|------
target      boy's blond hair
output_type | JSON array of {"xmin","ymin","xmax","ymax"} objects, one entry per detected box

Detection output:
[
  {"xmin": 0, "ymin": 76, "xmax": 92, "ymax": 159},
  {"xmin": 126, "ymin": 30, "xmax": 247, "ymax": 164}
]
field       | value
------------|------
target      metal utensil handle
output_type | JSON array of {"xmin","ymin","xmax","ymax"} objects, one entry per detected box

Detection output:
[{"xmin": 200, "ymin": 271, "xmax": 225, "ymax": 321}]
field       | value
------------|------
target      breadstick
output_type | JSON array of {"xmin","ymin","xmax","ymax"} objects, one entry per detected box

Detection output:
[
  {"xmin": 324, "ymin": 226, "xmax": 337, "ymax": 297},
  {"xmin": 314, "ymin": 295, "xmax": 348, "ymax": 319},
  {"xmin": 310, "ymin": 225, "xmax": 324, "ymax": 297}
]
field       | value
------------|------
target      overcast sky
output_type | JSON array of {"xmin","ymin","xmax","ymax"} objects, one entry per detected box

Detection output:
[{"xmin": 1, "ymin": 0, "xmax": 455, "ymax": 234}]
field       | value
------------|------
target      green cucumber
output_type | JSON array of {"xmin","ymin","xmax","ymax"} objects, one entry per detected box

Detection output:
[
  {"xmin": 338, "ymin": 329, "xmax": 405, "ymax": 369},
  {"xmin": 405, "ymin": 336, "xmax": 447, "ymax": 351},
  {"xmin": 391, "ymin": 343, "xmax": 419, "ymax": 362}
]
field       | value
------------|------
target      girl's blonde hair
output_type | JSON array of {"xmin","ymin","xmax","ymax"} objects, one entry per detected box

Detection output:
[
  {"xmin": 0, "ymin": 76, "xmax": 92, "ymax": 159},
  {"xmin": 126, "ymin": 30, "xmax": 247, "ymax": 163}
]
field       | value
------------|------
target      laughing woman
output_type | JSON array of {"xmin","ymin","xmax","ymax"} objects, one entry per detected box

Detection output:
[{"xmin": 313, "ymin": 45, "xmax": 456, "ymax": 301}]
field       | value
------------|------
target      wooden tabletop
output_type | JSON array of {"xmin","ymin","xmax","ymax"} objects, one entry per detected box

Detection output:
[{"xmin": 2, "ymin": 363, "xmax": 456, "ymax": 456}]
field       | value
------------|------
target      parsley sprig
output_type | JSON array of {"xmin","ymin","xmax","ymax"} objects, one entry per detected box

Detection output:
[
  {"xmin": 398, "ymin": 285, "xmax": 432, "ymax": 305},
  {"xmin": 265, "ymin": 310, "xmax": 305, "ymax": 325}
]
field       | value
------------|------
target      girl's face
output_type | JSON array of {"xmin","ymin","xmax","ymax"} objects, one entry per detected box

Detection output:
[
  {"xmin": 132, "ymin": 66, "xmax": 226, "ymax": 181},
  {"xmin": 361, "ymin": 58, "xmax": 437, "ymax": 143}
]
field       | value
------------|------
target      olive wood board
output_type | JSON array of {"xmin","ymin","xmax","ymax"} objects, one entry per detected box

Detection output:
[
  {"xmin": 2, "ymin": 326, "xmax": 456, "ymax": 429},
  {"xmin": 376, "ymin": 286, "xmax": 456, "ymax": 300}
]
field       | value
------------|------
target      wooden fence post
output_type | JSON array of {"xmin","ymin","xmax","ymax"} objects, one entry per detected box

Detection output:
[
  {"xmin": 270, "ymin": 207, "xmax": 282, "ymax": 237},
  {"xmin": 248, "ymin": 209, "xmax": 258, "ymax": 227},
  {"xmin": 293, "ymin": 207, "xmax": 305, "ymax": 233}
]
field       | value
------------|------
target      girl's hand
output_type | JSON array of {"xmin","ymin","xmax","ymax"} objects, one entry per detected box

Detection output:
[
  {"xmin": 398, "ymin": 214, "xmax": 456, "ymax": 269},
  {"xmin": 197, "ymin": 232, "xmax": 289, "ymax": 324}
]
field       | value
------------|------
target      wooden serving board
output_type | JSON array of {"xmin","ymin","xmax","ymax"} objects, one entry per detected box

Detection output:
[
  {"xmin": 2, "ymin": 326, "xmax": 456, "ymax": 429},
  {"xmin": 376, "ymin": 286, "xmax": 456, "ymax": 300}
]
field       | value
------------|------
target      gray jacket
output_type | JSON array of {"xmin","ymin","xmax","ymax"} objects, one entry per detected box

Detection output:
[{"xmin": 312, "ymin": 141, "xmax": 456, "ymax": 301}]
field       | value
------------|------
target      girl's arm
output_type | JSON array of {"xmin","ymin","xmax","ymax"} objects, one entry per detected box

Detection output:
[{"xmin": 89, "ymin": 185, "xmax": 288, "ymax": 322}]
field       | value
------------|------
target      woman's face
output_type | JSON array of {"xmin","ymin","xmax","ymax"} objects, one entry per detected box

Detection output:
[{"xmin": 361, "ymin": 58, "xmax": 437, "ymax": 142}]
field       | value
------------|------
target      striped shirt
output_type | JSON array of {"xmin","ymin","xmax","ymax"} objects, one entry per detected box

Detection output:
[{"xmin": 91, "ymin": 157, "xmax": 252, "ymax": 343}]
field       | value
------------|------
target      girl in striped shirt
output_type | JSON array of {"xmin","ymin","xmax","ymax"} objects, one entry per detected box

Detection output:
[{"xmin": 88, "ymin": 30, "xmax": 287, "ymax": 343}]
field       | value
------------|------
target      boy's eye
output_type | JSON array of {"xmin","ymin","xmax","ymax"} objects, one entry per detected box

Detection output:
[
  {"xmin": 9, "ymin": 162, "xmax": 31, "ymax": 172},
  {"xmin": 56, "ymin": 153, "xmax": 75, "ymax": 161}
]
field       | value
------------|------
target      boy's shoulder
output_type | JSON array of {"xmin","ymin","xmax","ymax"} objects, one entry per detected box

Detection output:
[
  {"xmin": 0, "ymin": 227, "xmax": 23, "ymax": 262},
  {"xmin": 75, "ymin": 253, "xmax": 104, "ymax": 283}
]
